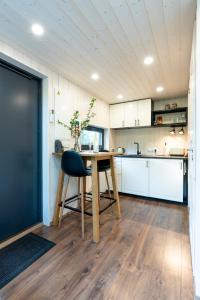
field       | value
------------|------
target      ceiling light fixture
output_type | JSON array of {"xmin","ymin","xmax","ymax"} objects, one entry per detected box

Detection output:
[
  {"xmin": 91, "ymin": 73, "xmax": 99, "ymax": 80},
  {"xmin": 117, "ymin": 94, "xmax": 124, "ymax": 100},
  {"xmin": 144, "ymin": 56, "xmax": 154, "ymax": 65},
  {"xmin": 179, "ymin": 127, "xmax": 184, "ymax": 135},
  {"xmin": 170, "ymin": 127, "xmax": 176, "ymax": 135},
  {"xmin": 156, "ymin": 86, "xmax": 164, "ymax": 93},
  {"xmin": 31, "ymin": 23, "xmax": 44, "ymax": 36}
]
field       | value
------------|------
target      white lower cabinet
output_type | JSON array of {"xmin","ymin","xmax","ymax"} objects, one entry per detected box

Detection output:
[
  {"xmin": 121, "ymin": 158, "xmax": 184, "ymax": 202},
  {"xmin": 108, "ymin": 174, "xmax": 122, "ymax": 192},
  {"xmin": 108, "ymin": 157, "xmax": 122, "ymax": 192},
  {"xmin": 121, "ymin": 158, "xmax": 149, "ymax": 196},
  {"xmin": 148, "ymin": 159, "xmax": 183, "ymax": 202}
]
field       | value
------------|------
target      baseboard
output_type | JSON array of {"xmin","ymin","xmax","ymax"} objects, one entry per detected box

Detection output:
[
  {"xmin": 50, "ymin": 210, "xmax": 74, "ymax": 226},
  {"xmin": 0, "ymin": 223, "xmax": 43, "ymax": 249},
  {"xmin": 113, "ymin": 191, "xmax": 188, "ymax": 206}
]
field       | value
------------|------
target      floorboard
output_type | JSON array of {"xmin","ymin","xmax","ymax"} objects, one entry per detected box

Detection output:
[{"xmin": 0, "ymin": 195, "xmax": 194, "ymax": 300}]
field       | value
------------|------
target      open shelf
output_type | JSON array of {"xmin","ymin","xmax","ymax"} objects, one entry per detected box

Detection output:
[
  {"xmin": 153, "ymin": 122, "xmax": 187, "ymax": 128},
  {"xmin": 153, "ymin": 107, "xmax": 187, "ymax": 115},
  {"xmin": 152, "ymin": 107, "xmax": 188, "ymax": 128}
]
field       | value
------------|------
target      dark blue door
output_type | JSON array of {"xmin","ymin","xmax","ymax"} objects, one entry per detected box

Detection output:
[{"xmin": 0, "ymin": 61, "xmax": 42, "ymax": 242}]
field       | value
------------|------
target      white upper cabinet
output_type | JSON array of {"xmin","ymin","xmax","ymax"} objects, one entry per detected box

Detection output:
[
  {"xmin": 110, "ymin": 103, "xmax": 125, "ymax": 128},
  {"xmin": 124, "ymin": 101, "xmax": 138, "ymax": 127},
  {"xmin": 110, "ymin": 99, "xmax": 151, "ymax": 129},
  {"xmin": 148, "ymin": 159, "xmax": 184, "ymax": 202},
  {"xmin": 137, "ymin": 99, "xmax": 152, "ymax": 127}
]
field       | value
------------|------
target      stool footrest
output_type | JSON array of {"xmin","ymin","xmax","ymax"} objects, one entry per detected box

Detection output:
[{"xmin": 62, "ymin": 192, "xmax": 116, "ymax": 216}]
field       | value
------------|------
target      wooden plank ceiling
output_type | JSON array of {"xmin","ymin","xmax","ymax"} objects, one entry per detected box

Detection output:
[{"xmin": 0, "ymin": 0, "xmax": 196, "ymax": 103}]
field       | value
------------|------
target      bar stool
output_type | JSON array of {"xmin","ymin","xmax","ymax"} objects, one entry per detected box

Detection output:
[
  {"xmin": 97, "ymin": 150, "xmax": 112, "ymax": 200},
  {"xmin": 60, "ymin": 150, "xmax": 91, "ymax": 239}
]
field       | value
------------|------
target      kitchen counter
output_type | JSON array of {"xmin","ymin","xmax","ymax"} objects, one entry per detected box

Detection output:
[
  {"xmin": 114, "ymin": 154, "xmax": 188, "ymax": 160},
  {"xmin": 112, "ymin": 153, "xmax": 188, "ymax": 204}
]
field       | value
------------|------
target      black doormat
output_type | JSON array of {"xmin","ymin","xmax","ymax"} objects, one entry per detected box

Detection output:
[{"xmin": 0, "ymin": 233, "xmax": 55, "ymax": 289}]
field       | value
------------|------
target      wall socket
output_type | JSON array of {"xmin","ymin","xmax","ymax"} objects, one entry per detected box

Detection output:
[
  {"xmin": 49, "ymin": 109, "xmax": 55, "ymax": 123},
  {"xmin": 147, "ymin": 147, "xmax": 158, "ymax": 154}
]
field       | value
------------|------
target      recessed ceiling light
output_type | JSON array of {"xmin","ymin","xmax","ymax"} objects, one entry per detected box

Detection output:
[
  {"xmin": 91, "ymin": 73, "xmax": 99, "ymax": 80},
  {"xmin": 117, "ymin": 94, "xmax": 124, "ymax": 100},
  {"xmin": 144, "ymin": 56, "xmax": 154, "ymax": 65},
  {"xmin": 156, "ymin": 86, "xmax": 164, "ymax": 92},
  {"xmin": 31, "ymin": 23, "xmax": 44, "ymax": 36}
]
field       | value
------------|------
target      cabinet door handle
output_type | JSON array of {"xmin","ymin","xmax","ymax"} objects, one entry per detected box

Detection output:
[
  {"xmin": 180, "ymin": 161, "xmax": 183, "ymax": 170},
  {"xmin": 135, "ymin": 120, "xmax": 136, "ymax": 126},
  {"xmin": 138, "ymin": 119, "xmax": 140, "ymax": 126},
  {"xmin": 183, "ymin": 162, "xmax": 187, "ymax": 175}
]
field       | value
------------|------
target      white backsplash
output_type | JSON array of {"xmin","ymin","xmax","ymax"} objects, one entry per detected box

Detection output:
[{"xmin": 112, "ymin": 127, "xmax": 188, "ymax": 155}]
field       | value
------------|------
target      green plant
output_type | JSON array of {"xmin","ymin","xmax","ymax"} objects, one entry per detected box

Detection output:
[{"xmin": 58, "ymin": 97, "xmax": 96, "ymax": 150}]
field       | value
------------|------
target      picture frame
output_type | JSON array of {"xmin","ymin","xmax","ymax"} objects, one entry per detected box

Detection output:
[{"xmin": 171, "ymin": 103, "xmax": 177, "ymax": 109}]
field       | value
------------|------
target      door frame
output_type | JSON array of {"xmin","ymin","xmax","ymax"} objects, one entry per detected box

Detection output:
[{"xmin": 0, "ymin": 52, "xmax": 50, "ymax": 226}]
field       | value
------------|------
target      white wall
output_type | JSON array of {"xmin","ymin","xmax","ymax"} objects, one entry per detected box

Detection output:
[
  {"xmin": 0, "ymin": 40, "xmax": 109, "ymax": 224},
  {"xmin": 188, "ymin": 2, "xmax": 200, "ymax": 297}
]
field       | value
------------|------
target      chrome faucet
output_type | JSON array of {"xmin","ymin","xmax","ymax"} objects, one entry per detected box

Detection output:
[{"xmin": 134, "ymin": 142, "xmax": 141, "ymax": 155}]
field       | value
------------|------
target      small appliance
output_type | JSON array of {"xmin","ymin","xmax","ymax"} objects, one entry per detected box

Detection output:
[{"xmin": 169, "ymin": 147, "xmax": 186, "ymax": 156}]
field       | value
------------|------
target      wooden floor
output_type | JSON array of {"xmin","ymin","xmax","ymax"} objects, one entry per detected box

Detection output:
[{"xmin": 0, "ymin": 195, "xmax": 194, "ymax": 300}]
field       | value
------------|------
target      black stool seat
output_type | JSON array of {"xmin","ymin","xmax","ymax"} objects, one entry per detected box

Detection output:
[
  {"xmin": 98, "ymin": 162, "xmax": 110, "ymax": 172},
  {"xmin": 97, "ymin": 150, "xmax": 110, "ymax": 172},
  {"xmin": 61, "ymin": 150, "xmax": 91, "ymax": 177}
]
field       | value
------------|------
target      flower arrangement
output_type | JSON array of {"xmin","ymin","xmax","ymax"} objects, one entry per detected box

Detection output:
[{"xmin": 58, "ymin": 97, "xmax": 96, "ymax": 151}]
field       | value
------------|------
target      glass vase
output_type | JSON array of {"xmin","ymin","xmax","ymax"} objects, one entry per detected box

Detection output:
[{"xmin": 73, "ymin": 136, "xmax": 80, "ymax": 152}]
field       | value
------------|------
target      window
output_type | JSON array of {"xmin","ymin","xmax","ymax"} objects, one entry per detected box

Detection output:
[{"xmin": 80, "ymin": 126, "xmax": 104, "ymax": 151}]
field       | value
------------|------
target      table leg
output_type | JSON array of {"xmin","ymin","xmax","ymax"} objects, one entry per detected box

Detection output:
[
  {"xmin": 91, "ymin": 158, "xmax": 100, "ymax": 243},
  {"xmin": 53, "ymin": 170, "xmax": 65, "ymax": 226},
  {"xmin": 110, "ymin": 157, "xmax": 121, "ymax": 218}
]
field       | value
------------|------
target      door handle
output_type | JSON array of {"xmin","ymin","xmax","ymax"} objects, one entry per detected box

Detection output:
[
  {"xmin": 135, "ymin": 120, "xmax": 136, "ymax": 126},
  {"xmin": 138, "ymin": 119, "xmax": 140, "ymax": 126},
  {"xmin": 180, "ymin": 161, "xmax": 183, "ymax": 170}
]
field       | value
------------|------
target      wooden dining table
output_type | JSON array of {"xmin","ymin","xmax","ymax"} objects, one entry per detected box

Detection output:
[{"xmin": 52, "ymin": 151, "xmax": 121, "ymax": 243}]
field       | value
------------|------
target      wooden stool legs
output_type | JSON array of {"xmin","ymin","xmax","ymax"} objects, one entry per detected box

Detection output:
[
  {"xmin": 78, "ymin": 177, "xmax": 80, "ymax": 207},
  {"xmin": 105, "ymin": 170, "xmax": 113, "ymax": 214},
  {"xmin": 53, "ymin": 171, "xmax": 65, "ymax": 226},
  {"xmin": 80, "ymin": 177, "xmax": 85, "ymax": 240},
  {"xmin": 105, "ymin": 170, "xmax": 111, "ymax": 198},
  {"xmin": 97, "ymin": 170, "xmax": 113, "ymax": 223},
  {"xmin": 57, "ymin": 175, "xmax": 85, "ymax": 240},
  {"xmin": 59, "ymin": 176, "xmax": 70, "ymax": 227}
]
